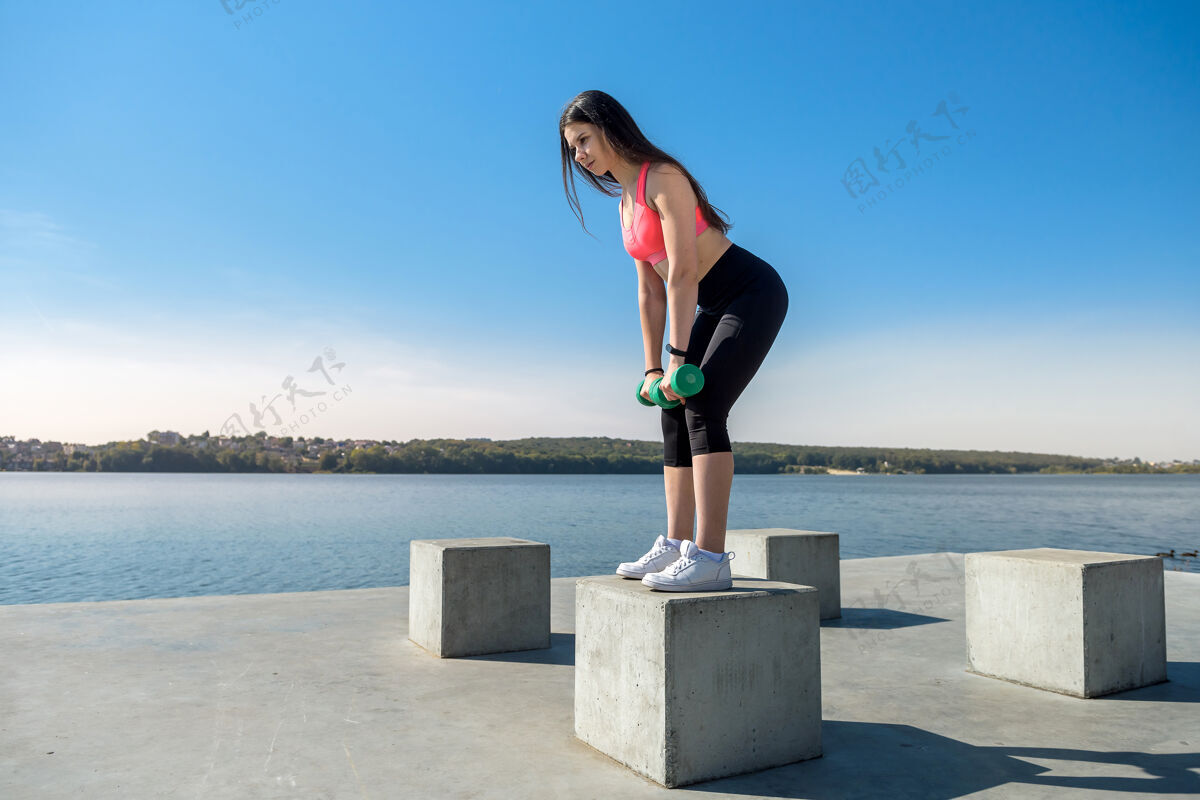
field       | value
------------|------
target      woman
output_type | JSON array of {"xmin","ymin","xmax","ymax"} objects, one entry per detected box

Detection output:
[{"xmin": 560, "ymin": 90, "xmax": 789, "ymax": 592}]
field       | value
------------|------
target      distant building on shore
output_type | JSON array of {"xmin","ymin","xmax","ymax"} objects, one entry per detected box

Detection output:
[{"xmin": 147, "ymin": 430, "xmax": 183, "ymax": 446}]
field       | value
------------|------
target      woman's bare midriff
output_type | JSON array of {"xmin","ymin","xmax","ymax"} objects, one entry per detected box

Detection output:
[{"xmin": 648, "ymin": 226, "xmax": 733, "ymax": 282}]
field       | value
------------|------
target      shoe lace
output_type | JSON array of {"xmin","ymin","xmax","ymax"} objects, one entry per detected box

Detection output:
[
  {"xmin": 665, "ymin": 554, "xmax": 695, "ymax": 575},
  {"xmin": 637, "ymin": 545, "xmax": 671, "ymax": 564}
]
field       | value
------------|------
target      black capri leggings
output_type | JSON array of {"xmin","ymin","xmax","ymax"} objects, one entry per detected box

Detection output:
[{"xmin": 662, "ymin": 242, "xmax": 788, "ymax": 467}]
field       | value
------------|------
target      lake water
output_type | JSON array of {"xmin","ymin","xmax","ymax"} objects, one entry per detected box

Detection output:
[{"xmin": 0, "ymin": 473, "xmax": 1196, "ymax": 605}]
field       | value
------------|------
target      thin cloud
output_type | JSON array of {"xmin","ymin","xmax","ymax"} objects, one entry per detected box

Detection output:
[{"xmin": 0, "ymin": 210, "xmax": 114, "ymax": 291}]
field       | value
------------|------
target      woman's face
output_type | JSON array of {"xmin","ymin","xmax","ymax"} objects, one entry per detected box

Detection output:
[{"xmin": 563, "ymin": 122, "xmax": 610, "ymax": 175}]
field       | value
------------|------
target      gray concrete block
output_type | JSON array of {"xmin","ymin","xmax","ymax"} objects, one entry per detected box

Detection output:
[
  {"xmin": 725, "ymin": 528, "xmax": 841, "ymax": 619},
  {"xmin": 574, "ymin": 575, "xmax": 822, "ymax": 788},
  {"xmin": 965, "ymin": 547, "xmax": 1167, "ymax": 698},
  {"xmin": 408, "ymin": 537, "xmax": 550, "ymax": 658}
]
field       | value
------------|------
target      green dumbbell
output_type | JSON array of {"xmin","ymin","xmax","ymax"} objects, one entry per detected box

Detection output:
[{"xmin": 635, "ymin": 365, "xmax": 705, "ymax": 409}]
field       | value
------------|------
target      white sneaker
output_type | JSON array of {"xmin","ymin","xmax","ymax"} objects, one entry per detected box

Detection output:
[
  {"xmin": 615, "ymin": 535, "xmax": 681, "ymax": 579},
  {"xmin": 641, "ymin": 539, "xmax": 735, "ymax": 592}
]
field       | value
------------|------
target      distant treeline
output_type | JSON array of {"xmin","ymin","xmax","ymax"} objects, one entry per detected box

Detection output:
[{"xmin": 9, "ymin": 435, "xmax": 1198, "ymax": 475}]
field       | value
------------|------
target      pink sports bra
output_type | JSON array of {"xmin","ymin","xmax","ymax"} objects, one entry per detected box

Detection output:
[{"xmin": 621, "ymin": 161, "xmax": 709, "ymax": 266}]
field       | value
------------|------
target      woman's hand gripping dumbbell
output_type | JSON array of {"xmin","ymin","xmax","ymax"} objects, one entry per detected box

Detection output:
[{"xmin": 635, "ymin": 364, "xmax": 705, "ymax": 409}]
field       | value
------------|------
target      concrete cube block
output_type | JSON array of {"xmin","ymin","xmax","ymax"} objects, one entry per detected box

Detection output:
[
  {"xmin": 724, "ymin": 528, "xmax": 841, "ymax": 619},
  {"xmin": 408, "ymin": 537, "xmax": 550, "ymax": 658},
  {"xmin": 574, "ymin": 575, "xmax": 822, "ymax": 788},
  {"xmin": 965, "ymin": 547, "xmax": 1167, "ymax": 698}
]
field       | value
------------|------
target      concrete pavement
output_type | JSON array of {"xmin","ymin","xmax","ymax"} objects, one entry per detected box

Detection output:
[{"xmin": 2, "ymin": 552, "xmax": 1197, "ymax": 799}]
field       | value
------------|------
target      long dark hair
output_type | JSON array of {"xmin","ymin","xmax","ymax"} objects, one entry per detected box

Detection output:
[{"xmin": 558, "ymin": 90, "xmax": 731, "ymax": 240}]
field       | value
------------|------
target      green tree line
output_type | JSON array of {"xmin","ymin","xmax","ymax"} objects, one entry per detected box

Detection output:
[{"xmin": 5, "ymin": 435, "xmax": 1197, "ymax": 475}]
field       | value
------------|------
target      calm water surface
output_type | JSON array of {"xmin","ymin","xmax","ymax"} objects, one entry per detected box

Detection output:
[{"xmin": 0, "ymin": 473, "xmax": 1196, "ymax": 605}]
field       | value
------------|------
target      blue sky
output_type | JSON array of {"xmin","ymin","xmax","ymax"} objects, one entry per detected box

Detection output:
[{"xmin": 1, "ymin": 0, "xmax": 1197, "ymax": 461}]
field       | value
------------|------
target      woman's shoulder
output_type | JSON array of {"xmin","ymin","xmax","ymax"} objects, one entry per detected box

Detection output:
[
  {"xmin": 643, "ymin": 162, "xmax": 694, "ymax": 212},
  {"xmin": 646, "ymin": 160, "xmax": 686, "ymax": 179}
]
